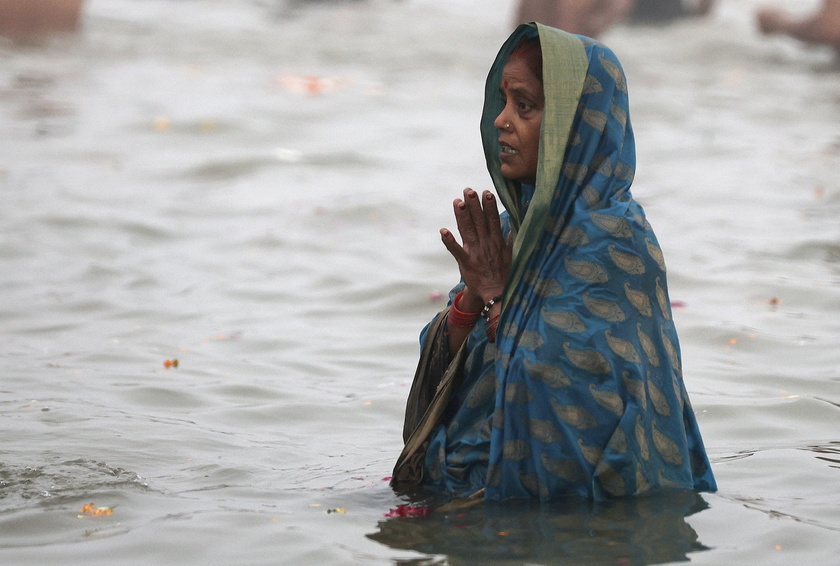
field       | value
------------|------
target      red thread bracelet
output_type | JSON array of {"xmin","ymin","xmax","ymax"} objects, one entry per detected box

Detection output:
[{"xmin": 448, "ymin": 291, "xmax": 481, "ymax": 328}]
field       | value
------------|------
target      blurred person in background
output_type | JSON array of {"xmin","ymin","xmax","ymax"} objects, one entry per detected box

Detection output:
[
  {"xmin": 756, "ymin": 0, "xmax": 840, "ymax": 52},
  {"xmin": 0, "ymin": 0, "xmax": 83, "ymax": 39},
  {"xmin": 514, "ymin": 0, "xmax": 634, "ymax": 37},
  {"xmin": 629, "ymin": 0, "xmax": 713, "ymax": 22},
  {"xmin": 514, "ymin": 0, "xmax": 713, "ymax": 37}
]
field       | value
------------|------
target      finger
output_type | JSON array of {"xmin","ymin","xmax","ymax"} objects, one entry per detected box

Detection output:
[
  {"xmin": 452, "ymin": 198, "xmax": 478, "ymax": 247},
  {"xmin": 482, "ymin": 191, "xmax": 503, "ymax": 243},
  {"xmin": 440, "ymin": 228, "xmax": 468, "ymax": 264},
  {"xmin": 463, "ymin": 188, "xmax": 488, "ymax": 239}
]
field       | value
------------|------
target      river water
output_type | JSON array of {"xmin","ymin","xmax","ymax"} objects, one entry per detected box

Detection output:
[{"xmin": 0, "ymin": 0, "xmax": 838, "ymax": 564}]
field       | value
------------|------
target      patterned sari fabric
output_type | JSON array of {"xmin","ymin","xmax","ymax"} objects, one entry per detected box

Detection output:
[{"xmin": 393, "ymin": 24, "xmax": 716, "ymax": 502}]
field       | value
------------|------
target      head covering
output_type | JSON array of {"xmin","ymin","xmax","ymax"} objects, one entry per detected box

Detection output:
[{"xmin": 395, "ymin": 24, "xmax": 716, "ymax": 502}]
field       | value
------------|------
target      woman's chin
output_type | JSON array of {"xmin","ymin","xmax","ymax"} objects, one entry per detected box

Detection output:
[
  {"xmin": 500, "ymin": 167, "xmax": 525, "ymax": 184},
  {"xmin": 500, "ymin": 161, "xmax": 536, "ymax": 185}
]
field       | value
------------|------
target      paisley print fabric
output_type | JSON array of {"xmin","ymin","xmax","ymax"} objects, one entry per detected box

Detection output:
[{"xmin": 392, "ymin": 24, "xmax": 716, "ymax": 502}]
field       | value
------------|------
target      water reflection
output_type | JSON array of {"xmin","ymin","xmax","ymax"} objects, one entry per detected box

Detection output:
[{"xmin": 368, "ymin": 490, "xmax": 709, "ymax": 565}]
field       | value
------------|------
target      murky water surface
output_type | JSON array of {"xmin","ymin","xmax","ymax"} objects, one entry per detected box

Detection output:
[{"xmin": 1, "ymin": 0, "xmax": 838, "ymax": 564}]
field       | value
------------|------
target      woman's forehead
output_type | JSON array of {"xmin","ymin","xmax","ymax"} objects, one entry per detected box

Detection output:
[{"xmin": 500, "ymin": 58, "xmax": 543, "ymax": 93}]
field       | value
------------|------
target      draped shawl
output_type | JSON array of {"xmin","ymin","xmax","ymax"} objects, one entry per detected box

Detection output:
[{"xmin": 392, "ymin": 24, "xmax": 716, "ymax": 502}]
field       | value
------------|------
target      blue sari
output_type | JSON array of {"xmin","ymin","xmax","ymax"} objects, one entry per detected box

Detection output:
[{"xmin": 392, "ymin": 24, "xmax": 716, "ymax": 502}]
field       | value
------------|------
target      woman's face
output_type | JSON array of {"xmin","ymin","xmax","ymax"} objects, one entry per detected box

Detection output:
[{"xmin": 494, "ymin": 56, "xmax": 544, "ymax": 185}]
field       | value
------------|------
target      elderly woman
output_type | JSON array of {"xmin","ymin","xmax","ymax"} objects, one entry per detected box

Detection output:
[{"xmin": 391, "ymin": 23, "xmax": 717, "ymax": 502}]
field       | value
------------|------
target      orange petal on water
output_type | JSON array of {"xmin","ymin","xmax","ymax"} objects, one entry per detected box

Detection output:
[
  {"xmin": 79, "ymin": 503, "xmax": 114, "ymax": 517},
  {"xmin": 152, "ymin": 116, "xmax": 171, "ymax": 132}
]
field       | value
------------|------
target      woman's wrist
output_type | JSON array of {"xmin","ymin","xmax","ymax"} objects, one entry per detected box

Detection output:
[
  {"xmin": 449, "ymin": 291, "xmax": 481, "ymax": 328},
  {"xmin": 463, "ymin": 287, "xmax": 504, "ymax": 307},
  {"xmin": 449, "ymin": 288, "xmax": 504, "ymax": 335},
  {"xmin": 458, "ymin": 288, "xmax": 486, "ymax": 314}
]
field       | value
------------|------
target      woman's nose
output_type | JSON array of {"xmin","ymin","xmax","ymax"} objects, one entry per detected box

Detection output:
[{"xmin": 494, "ymin": 105, "xmax": 509, "ymax": 130}]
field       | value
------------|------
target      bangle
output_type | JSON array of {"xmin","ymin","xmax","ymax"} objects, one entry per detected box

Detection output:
[
  {"xmin": 448, "ymin": 291, "xmax": 481, "ymax": 328},
  {"xmin": 480, "ymin": 296, "xmax": 501, "ymax": 320},
  {"xmin": 486, "ymin": 314, "xmax": 500, "ymax": 343}
]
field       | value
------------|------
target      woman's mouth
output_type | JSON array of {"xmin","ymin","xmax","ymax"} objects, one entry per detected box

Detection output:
[{"xmin": 500, "ymin": 142, "xmax": 519, "ymax": 156}]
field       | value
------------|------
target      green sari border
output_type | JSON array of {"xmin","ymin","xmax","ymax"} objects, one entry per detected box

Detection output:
[{"xmin": 480, "ymin": 23, "xmax": 589, "ymax": 317}]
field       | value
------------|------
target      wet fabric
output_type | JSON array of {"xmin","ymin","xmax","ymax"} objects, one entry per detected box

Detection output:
[{"xmin": 392, "ymin": 23, "xmax": 717, "ymax": 502}]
